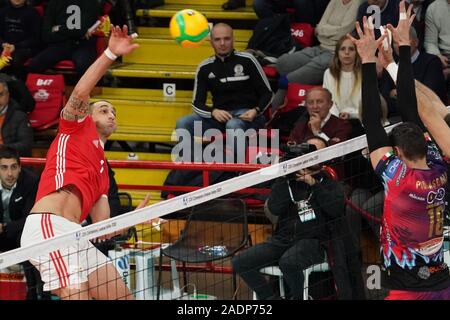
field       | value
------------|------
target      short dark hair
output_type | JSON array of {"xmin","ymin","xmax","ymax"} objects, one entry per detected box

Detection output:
[
  {"xmin": 0, "ymin": 146, "xmax": 20, "ymax": 165},
  {"xmin": 389, "ymin": 122, "xmax": 427, "ymax": 161}
]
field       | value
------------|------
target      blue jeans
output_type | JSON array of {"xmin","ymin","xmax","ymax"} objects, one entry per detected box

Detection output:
[{"xmin": 175, "ymin": 109, "xmax": 266, "ymax": 163}]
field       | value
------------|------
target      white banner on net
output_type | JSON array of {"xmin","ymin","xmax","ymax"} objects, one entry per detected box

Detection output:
[{"xmin": 0, "ymin": 124, "xmax": 400, "ymax": 269}]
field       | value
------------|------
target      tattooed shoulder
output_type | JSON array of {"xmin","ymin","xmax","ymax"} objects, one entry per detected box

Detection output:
[{"xmin": 63, "ymin": 95, "xmax": 89, "ymax": 120}]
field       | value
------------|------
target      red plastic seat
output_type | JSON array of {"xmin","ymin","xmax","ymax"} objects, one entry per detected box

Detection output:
[
  {"xmin": 290, "ymin": 23, "xmax": 314, "ymax": 48},
  {"xmin": 26, "ymin": 73, "xmax": 65, "ymax": 130}
]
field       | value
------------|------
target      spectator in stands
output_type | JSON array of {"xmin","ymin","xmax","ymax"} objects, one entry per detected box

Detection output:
[
  {"xmin": 250, "ymin": 0, "xmax": 331, "ymax": 26},
  {"xmin": 424, "ymin": 0, "xmax": 450, "ymax": 98},
  {"xmin": 323, "ymin": 35, "xmax": 365, "ymax": 136},
  {"xmin": 232, "ymin": 136, "xmax": 365, "ymax": 300},
  {"xmin": 288, "ymin": 87, "xmax": 352, "ymax": 145},
  {"xmin": 0, "ymin": 146, "xmax": 40, "ymax": 299},
  {"xmin": 272, "ymin": 0, "xmax": 361, "ymax": 109},
  {"xmin": 175, "ymin": 23, "xmax": 272, "ymax": 163},
  {"xmin": 0, "ymin": 0, "xmax": 42, "ymax": 80},
  {"xmin": 356, "ymin": 0, "xmax": 402, "ymax": 38},
  {"xmin": 27, "ymin": 0, "xmax": 101, "ymax": 76},
  {"xmin": 0, "ymin": 73, "xmax": 34, "ymax": 113},
  {"xmin": 381, "ymin": 26, "xmax": 448, "ymax": 116},
  {"xmin": 0, "ymin": 79, "xmax": 33, "ymax": 156}
]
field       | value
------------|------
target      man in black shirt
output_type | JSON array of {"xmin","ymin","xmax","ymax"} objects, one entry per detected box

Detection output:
[{"xmin": 175, "ymin": 23, "xmax": 273, "ymax": 163}]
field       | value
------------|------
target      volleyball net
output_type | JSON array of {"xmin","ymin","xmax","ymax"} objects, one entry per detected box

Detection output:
[{"xmin": 1, "ymin": 122, "xmax": 449, "ymax": 300}]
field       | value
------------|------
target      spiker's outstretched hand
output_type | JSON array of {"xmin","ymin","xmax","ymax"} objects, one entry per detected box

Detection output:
[{"xmin": 108, "ymin": 25, "xmax": 140, "ymax": 57}]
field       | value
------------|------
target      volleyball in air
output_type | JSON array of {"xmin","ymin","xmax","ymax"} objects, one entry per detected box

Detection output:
[{"xmin": 169, "ymin": 9, "xmax": 209, "ymax": 48}]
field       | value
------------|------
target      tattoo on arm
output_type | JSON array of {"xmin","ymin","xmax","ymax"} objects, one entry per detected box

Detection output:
[{"xmin": 63, "ymin": 95, "xmax": 89, "ymax": 120}]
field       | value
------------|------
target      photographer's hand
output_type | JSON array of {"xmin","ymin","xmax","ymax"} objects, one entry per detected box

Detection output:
[{"xmin": 296, "ymin": 169, "xmax": 316, "ymax": 186}]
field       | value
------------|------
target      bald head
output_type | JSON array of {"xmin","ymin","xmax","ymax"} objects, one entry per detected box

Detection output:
[{"xmin": 210, "ymin": 23, "xmax": 234, "ymax": 57}]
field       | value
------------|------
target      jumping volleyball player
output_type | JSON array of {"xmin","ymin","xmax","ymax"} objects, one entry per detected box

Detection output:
[
  {"xmin": 348, "ymin": 1, "xmax": 450, "ymax": 299},
  {"xmin": 20, "ymin": 25, "xmax": 139, "ymax": 300}
]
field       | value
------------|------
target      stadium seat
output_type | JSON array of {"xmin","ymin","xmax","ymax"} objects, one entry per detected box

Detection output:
[
  {"xmin": 26, "ymin": 73, "xmax": 65, "ymax": 130},
  {"xmin": 255, "ymin": 256, "xmax": 329, "ymax": 300},
  {"xmin": 285, "ymin": 83, "xmax": 319, "ymax": 112},
  {"xmin": 290, "ymin": 23, "xmax": 314, "ymax": 48}
]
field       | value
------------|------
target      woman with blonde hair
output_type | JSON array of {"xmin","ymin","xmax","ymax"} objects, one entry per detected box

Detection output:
[
  {"xmin": 324, "ymin": 35, "xmax": 389, "ymax": 137},
  {"xmin": 323, "ymin": 35, "xmax": 362, "ymax": 120}
]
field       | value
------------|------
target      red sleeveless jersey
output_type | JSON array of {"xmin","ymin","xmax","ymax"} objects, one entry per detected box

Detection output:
[{"xmin": 36, "ymin": 116, "xmax": 109, "ymax": 222}]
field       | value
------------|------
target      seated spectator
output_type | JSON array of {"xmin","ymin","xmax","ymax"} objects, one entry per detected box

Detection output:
[
  {"xmin": 175, "ymin": 23, "xmax": 272, "ymax": 163},
  {"xmin": 272, "ymin": 0, "xmax": 361, "ymax": 108},
  {"xmin": 424, "ymin": 0, "xmax": 450, "ymax": 98},
  {"xmin": 0, "ymin": 79, "xmax": 33, "ymax": 156},
  {"xmin": 0, "ymin": 73, "xmax": 34, "ymax": 113},
  {"xmin": 0, "ymin": 146, "xmax": 41, "ymax": 299},
  {"xmin": 323, "ymin": 35, "xmax": 364, "ymax": 135},
  {"xmin": 27, "ymin": 0, "xmax": 101, "ymax": 76},
  {"xmin": 0, "ymin": 0, "xmax": 42, "ymax": 80},
  {"xmin": 251, "ymin": 0, "xmax": 330, "ymax": 26},
  {"xmin": 356, "ymin": 0, "xmax": 402, "ymax": 38},
  {"xmin": 288, "ymin": 87, "xmax": 352, "ymax": 145},
  {"xmin": 381, "ymin": 26, "xmax": 448, "ymax": 114},
  {"xmin": 232, "ymin": 136, "xmax": 365, "ymax": 300}
]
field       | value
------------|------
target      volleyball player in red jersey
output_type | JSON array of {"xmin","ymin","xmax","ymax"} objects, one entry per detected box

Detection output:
[
  {"xmin": 20, "ymin": 25, "xmax": 139, "ymax": 300},
  {"xmin": 349, "ymin": 2, "xmax": 450, "ymax": 299}
]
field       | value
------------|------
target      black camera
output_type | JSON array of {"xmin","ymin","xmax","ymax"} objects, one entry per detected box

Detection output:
[
  {"xmin": 281, "ymin": 143, "xmax": 318, "ymax": 180},
  {"xmin": 281, "ymin": 143, "xmax": 317, "ymax": 160}
]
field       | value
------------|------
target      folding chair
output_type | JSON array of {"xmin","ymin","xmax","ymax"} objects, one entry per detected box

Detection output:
[{"xmin": 156, "ymin": 198, "xmax": 249, "ymax": 299}]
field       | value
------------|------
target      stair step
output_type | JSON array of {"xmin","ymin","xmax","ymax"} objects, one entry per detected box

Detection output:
[
  {"xmin": 136, "ymin": 4, "xmax": 257, "ymax": 20},
  {"xmin": 108, "ymin": 63, "xmax": 197, "ymax": 79}
]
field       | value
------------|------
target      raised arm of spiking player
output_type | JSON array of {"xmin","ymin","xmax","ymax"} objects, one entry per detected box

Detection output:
[
  {"xmin": 416, "ymin": 80, "xmax": 450, "ymax": 155},
  {"xmin": 62, "ymin": 25, "xmax": 139, "ymax": 121}
]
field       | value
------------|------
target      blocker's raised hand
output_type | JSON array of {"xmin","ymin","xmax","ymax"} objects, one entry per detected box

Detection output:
[
  {"xmin": 387, "ymin": 1, "xmax": 415, "ymax": 47},
  {"xmin": 347, "ymin": 16, "xmax": 386, "ymax": 64}
]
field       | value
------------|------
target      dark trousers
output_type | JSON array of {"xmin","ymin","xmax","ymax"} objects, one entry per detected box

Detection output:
[
  {"xmin": 28, "ymin": 38, "xmax": 97, "ymax": 76},
  {"xmin": 232, "ymin": 239, "xmax": 325, "ymax": 299}
]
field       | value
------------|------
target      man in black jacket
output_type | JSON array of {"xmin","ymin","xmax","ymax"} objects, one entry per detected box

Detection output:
[
  {"xmin": 0, "ymin": 146, "xmax": 40, "ymax": 299},
  {"xmin": 0, "ymin": 79, "xmax": 33, "ymax": 156},
  {"xmin": 232, "ymin": 136, "xmax": 365, "ymax": 300},
  {"xmin": 175, "ymin": 23, "xmax": 273, "ymax": 163}
]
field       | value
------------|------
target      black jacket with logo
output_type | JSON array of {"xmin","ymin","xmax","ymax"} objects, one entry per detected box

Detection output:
[
  {"xmin": 192, "ymin": 50, "xmax": 273, "ymax": 118},
  {"xmin": 0, "ymin": 168, "xmax": 38, "ymax": 248}
]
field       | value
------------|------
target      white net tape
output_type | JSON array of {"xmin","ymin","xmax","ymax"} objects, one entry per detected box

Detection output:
[{"xmin": 0, "ymin": 124, "xmax": 400, "ymax": 270}]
